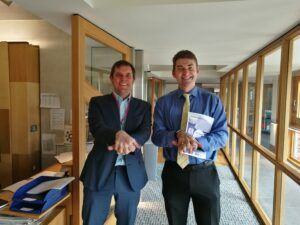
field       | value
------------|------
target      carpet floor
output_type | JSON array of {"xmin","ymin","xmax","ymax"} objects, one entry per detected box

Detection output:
[{"xmin": 136, "ymin": 164, "xmax": 261, "ymax": 225}]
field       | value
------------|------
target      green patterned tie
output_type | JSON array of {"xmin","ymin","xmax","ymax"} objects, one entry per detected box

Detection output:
[{"xmin": 177, "ymin": 93, "xmax": 190, "ymax": 169}]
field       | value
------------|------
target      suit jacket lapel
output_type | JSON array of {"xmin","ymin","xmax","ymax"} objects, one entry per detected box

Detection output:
[
  {"xmin": 108, "ymin": 94, "xmax": 121, "ymax": 129},
  {"xmin": 125, "ymin": 97, "xmax": 137, "ymax": 130}
]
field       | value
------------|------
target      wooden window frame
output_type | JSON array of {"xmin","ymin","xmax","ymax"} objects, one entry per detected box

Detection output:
[
  {"xmin": 72, "ymin": 15, "xmax": 132, "ymax": 225},
  {"xmin": 220, "ymin": 25, "xmax": 300, "ymax": 225}
]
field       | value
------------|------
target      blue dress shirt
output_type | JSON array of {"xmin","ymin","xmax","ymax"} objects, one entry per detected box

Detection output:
[
  {"xmin": 151, "ymin": 87, "xmax": 228, "ymax": 164},
  {"xmin": 113, "ymin": 92, "xmax": 131, "ymax": 166}
]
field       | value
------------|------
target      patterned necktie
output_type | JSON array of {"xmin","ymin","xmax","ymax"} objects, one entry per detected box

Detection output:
[{"xmin": 177, "ymin": 93, "xmax": 190, "ymax": 169}]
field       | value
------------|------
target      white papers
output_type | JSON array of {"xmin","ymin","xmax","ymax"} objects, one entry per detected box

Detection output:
[
  {"xmin": 183, "ymin": 112, "xmax": 214, "ymax": 159},
  {"xmin": 20, "ymin": 207, "xmax": 34, "ymax": 212},
  {"xmin": 50, "ymin": 108, "xmax": 65, "ymax": 130},
  {"xmin": 2, "ymin": 180, "xmax": 31, "ymax": 193},
  {"xmin": 54, "ymin": 152, "xmax": 72, "ymax": 164},
  {"xmin": 184, "ymin": 149, "xmax": 207, "ymax": 159},
  {"xmin": 22, "ymin": 197, "xmax": 37, "ymax": 202},
  {"xmin": 186, "ymin": 112, "xmax": 214, "ymax": 138},
  {"xmin": 30, "ymin": 171, "xmax": 65, "ymax": 179},
  {"xmin": 54, "ymin": 148, "xmax": 91, "ymax": 163},
  {"xmin": 40, "ymin": 93, "xmax": 60, "ymax": 108},
  {"xmin": 27, "ymin": 177, "xmax": 75, "ymax": 194}
]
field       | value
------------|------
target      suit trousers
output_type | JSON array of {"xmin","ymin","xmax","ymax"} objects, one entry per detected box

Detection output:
[
  {"xmin": 82, "ymin": 166, "xmax": 141, "ymax": 225},
  {"xmin": 161, "ymin": 161, "xmax": 221, "ymax": 225}
]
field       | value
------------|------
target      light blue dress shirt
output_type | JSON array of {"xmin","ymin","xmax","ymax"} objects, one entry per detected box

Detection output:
[
  {"xmin": 151, "ymin": 87, "xmax": 228, "ymax": 164},
  {"xmin": 113, "ymin": 92, "xmax": 130, "ymax": 166}
]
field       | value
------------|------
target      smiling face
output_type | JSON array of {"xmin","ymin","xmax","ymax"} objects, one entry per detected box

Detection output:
[
  {"xmin": 110, "ymin": 65, "xmax": 134, "ymax": 99},
  {"xmin": 172, "ymin": 58, "xmax": 199, "ymax": 93}
]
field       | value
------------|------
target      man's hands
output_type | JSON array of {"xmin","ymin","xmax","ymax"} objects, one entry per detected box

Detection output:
[
  {"xmin": 107, "ymin": 130, "xmax": 140, "ymax": 154},
  {"xmin": 172, "ymin": 131, "xmax": 202, "ymax": 154}
]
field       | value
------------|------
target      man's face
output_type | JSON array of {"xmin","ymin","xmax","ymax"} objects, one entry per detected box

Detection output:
[
  {"xmin": 110, "ymin": 65, "xmax": 134, "ymax": 98},
  {"xmin": 172, "ymin": 58, "xmax": 199, "ymax": 92}
]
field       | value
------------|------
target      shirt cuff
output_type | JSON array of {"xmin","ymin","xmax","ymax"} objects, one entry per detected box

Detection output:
[
  {"xmin": 167, "ymin": 131, "xmax": 177, "ymax": 147},
  {"xmin": 198, "ymin": 136, "xmax": 209, "ymax": 152}
]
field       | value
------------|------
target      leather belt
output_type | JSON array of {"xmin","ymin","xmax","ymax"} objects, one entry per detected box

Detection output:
[{"xmin": 166, "ymin": 160, "xmax": 214, "ymax": 170}]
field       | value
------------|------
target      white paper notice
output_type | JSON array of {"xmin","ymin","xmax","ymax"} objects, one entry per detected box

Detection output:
[
  {"xmin": 50, "ymin": 108, "xmax": 65, "ymax": 130},
  {"xmin": 27, "ymin": 177, "xmax": 75, "ymax": 194},
  {"xmin": 183, "ymin": 112, "xmax": 214, "ymax": 159},
  {"xmin": 40, "ymin": 93, "xmax": 60, "ymax": 108}
]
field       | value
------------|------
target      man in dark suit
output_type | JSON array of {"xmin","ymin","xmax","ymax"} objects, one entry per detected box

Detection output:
[{"xmin": 80, "ymin": 60, "xmax": 151, "ymax": 225}]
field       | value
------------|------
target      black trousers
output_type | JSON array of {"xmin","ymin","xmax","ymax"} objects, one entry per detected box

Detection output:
[{"xmin": 161, "ymin": 161, "xmax": 221, "ymax": 225}]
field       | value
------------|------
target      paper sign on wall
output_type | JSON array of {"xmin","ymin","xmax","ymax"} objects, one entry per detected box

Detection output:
[
  {"xmin": 40, "ymin": 93, "xmax": 60, "ymax": 108},
  {"xmin": 50, "ymin": 108, "xmax": 65, "ymax": 130}
]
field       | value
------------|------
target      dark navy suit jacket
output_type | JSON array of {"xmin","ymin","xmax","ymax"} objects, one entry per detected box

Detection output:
[{"xmin": 80, "ymin": 94, "xmax": 151, "ymax": 192}]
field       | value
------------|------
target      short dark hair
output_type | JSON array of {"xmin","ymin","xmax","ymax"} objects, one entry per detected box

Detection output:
[
  {"xmin": 110, "ymin": 60, "xmax": 135, "ymax": 79},
  {"xmin": 172, "ymin": 50, "xmax": 198, "ymax": 71}
]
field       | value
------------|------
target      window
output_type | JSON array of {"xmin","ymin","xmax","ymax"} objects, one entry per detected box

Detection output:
[
  {"xmin": 289, "ymin": 36, "xmax": 300, "ymax": 166},
  {"xmin": 259, "ymin": 48, "xmax": 281, "ymax": 153},
  {"xmin": 246, "ymin": 62, "xmax": 257, "ymax": 139}
]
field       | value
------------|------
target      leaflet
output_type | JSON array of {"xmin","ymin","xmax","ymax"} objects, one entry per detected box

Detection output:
[
  {"xmin": 183, "ymin": 112, "xmax": 214, "ymax": 159},
  {"xmin": 27, "ymin": 177, "xmax": 75, "ymax": 194}
]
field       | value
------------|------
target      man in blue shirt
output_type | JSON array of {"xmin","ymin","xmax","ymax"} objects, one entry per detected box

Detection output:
[{"xmin": 152, "ymin": 50, "xmax": 228, "ymax": 225}]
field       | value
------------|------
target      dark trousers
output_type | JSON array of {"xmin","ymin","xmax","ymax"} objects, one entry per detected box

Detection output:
[
  {"xmin": 162, "ymin": 161, "xmax": 221, "ymax": 225},
  {"xmin": 82, "ymin": 166, "xmax": 140, "ymax": 225}
]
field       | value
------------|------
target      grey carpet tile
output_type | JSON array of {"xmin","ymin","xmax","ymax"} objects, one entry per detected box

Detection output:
[{"xmin": 137, "ymin": 164, "xmax": 261, "ymax": 225}]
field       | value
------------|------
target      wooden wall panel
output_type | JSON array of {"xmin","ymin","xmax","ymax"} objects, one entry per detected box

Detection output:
[
  {"xmin": 0, "ymin": 42, "xmax": 10, "ymax": 108},
  {"xmin": 46, "ymin": 207, "xmax": 67, "ymax": 225},
  {"xmin": 0, "ymin": 153, "xmax": 12, "ymax": 189},
  {"xmin": 27, "ymin": 46, "xmax": 40, "ymax": 83},
  {"xmin": 0, "ymin": 109, "xmax": 10, "ymax": 154},
  {"xmin": 8, "ymin": 42, "xmax": 39, "ymax": 82},
  {"xmin": 9, "ymin": 82, "xmax": 29, "ymax": 154},
  {"xmin": 0, "ymin": 42, "xmax": 12, "ymax": 189},
  {"xmin": 27, "ymin": 83, "xmax": 41, "ymax": 154},
  {"xmin": 1, "ymin": 42, "xmax": 41, "ymax": 185},
  {"xmin": 8, "ymin": 42, "xmax": 28, "ymax": 82},
  {"xmin": 12, "ymin": 151, "xmax": 40, "ymax": 182}
]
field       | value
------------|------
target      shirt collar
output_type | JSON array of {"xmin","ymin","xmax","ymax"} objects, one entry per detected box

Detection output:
[
  {"xmin": 176, "ymin": 86, "xmax": 199, "ymax": 98},
  {"xmin": 112, "ymin": 92, "xmax": 131, "ymax": 103}
]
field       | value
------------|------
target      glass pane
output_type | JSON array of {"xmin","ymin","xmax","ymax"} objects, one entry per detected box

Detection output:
[
  {"xmin": 237, "ymin": 69, "xmax": 243, "ymax": 130},
  {"xmin": 246, "ymin": 62, "xmax": 257, "ymax": 138},
  {"xmin": 258, "ymin": 154, "xmax": 275, "ymax": 220},
  {"xmin": 85, "ymin": 37, "xmax": 122, "ymax": 94},
  {"xmin": 225, "ymin": 77, "xmax": 229, "ymax": 112},
  {"xmin": 235, "ymin": 135, "xmax": 241, "ymax": 170},
  {"xmin": 244, "ymin": 143, "xmax": 253, "ymax": 190},
  {"xmin": 260, "ymin": 48, "xmax": 281, "ymax": 153},
  {"xmin": 147, "ymin": 79, "xmax": 152, "ymax": 103},
  {"xmin": 283, "ymin": 173, "xmax": 300, "ymax": 225},
  {"xmin": 230, "ymin": 74, "xmax": 235, "ymax": 125},
  {"xmin": 154, "ymin": 80, "xmax": 160, "ymax": 103},
  {"xmin": 289, "ymin": 36, "xmax": 300, "ymax": 166},
  {"xmin": 228, "ymin": 129, "xmax": 232, "ymax": 159}
]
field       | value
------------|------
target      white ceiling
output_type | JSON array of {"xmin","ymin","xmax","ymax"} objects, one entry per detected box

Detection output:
[{"xmin": 6, "ymin": 0, "xmax": 300, "ymax": 83}]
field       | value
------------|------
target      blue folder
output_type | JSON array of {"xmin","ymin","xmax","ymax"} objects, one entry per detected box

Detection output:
[{"xmin": 10, "ymin": 176, "xmax": 68, "ymax": 214}]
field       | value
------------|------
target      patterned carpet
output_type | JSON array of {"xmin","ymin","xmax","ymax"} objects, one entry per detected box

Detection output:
[{"xmin": 136, "ymin": 164, "xmax": 261, "ymax": 225}]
